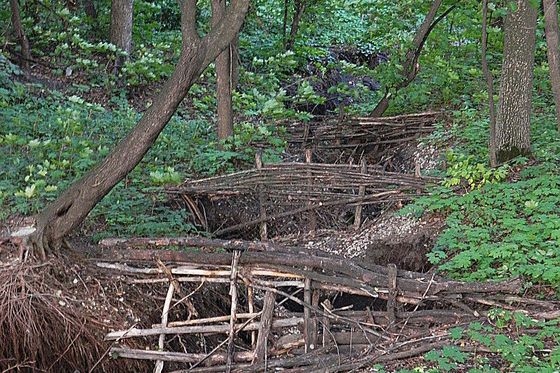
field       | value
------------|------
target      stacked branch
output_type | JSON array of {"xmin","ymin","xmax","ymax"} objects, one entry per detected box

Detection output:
[
  {"xmin": 167, "ymin": 162, "xmax": 438, "ymax": 236},
  {"xmin": 169, "ymin": 163, "xmax": 435, "ymax": 201},
  {"xmin": 287, "ymin": 111, "xmax": 442, "ymax": 149},
  {"xmin": 93, "ymin": 248, "xmax": 559, "ymax": 371}
]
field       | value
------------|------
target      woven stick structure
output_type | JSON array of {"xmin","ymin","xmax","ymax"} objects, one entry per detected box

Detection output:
[{"xmin": 95, "ymin": 248, "xmax": 558, "ymax": 372}]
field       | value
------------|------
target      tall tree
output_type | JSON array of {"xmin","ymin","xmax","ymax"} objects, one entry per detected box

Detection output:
[
  {"xmin": 543, "ymin": 0, "xmax": 560, "ymax": 131},
  {"xmin": 26, "ymin": 0, "xmax": 250, "ymax": 259},
  {"xmin": 212, "ymin": 0, "xmax": 234, "ymax": 140},
  {"xmin": 9, "ymin": 0, "xmax": 31, "ymax": 68},
  {"xmin": 371, "ymin": 0, "xmax": 456, "ymax": 117},
  {"xmin": 495, "ymin": 0, "xmax": 537, "ymax": 163},
  {"xmin": 481, "ymin": 0, "xmax": 497, "ymax": 167},
  {"xmin": 110, "ymin": 0, "xmax": 134, "ymax": 71}
]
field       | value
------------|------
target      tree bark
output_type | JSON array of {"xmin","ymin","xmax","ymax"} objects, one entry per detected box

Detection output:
[
  {"xmin": 212, "ymin": 0, "xmax": 234, "ymax": 140},
  {"xmin": 110, "ymin": 0, "xmax": 134, "ymax": 71},
  {"xmin": 82, "ymin": 0, "xmax": 98, "ymax": 19},
  {"xmin": 495, "ymin": 0, "xmax": 537, "ymax": 163},
  {"xmin": 543, "ymin": 0, "xmax": 560, "ymax": 131},
  {"xmin": 231, "ymin": 33, "xmax": 240, "ymax": 90},
  {"xmin": 481, "ymin": 0, "xmax": 498, "ymax": 167},
  {"xmin": 29, "ymin": 0, "xmax": 250, "ymax": 259},
  {"xmin": 371, "ymin": 0, "xmax": 455, "ymax": 117},
  {"xmin": 285, "ymin": 0, "xmax": 305, "ymax": 50},
  {"xmin": 283, "ymin": 0, "xmax": 289, "ymax": 45},
  {"xmin": 9, "ymin": 0, "xmax": 31, "ymax": 68}
]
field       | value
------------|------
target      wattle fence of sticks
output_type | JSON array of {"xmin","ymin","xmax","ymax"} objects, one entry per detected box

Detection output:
[
  {"xmin": 95, "ymin": 247, "xmax": 559, "ymax": 373},
  {"xmin": 167, "ymin": 162, "xmax": 438, "ymax": 238},
  {"xmin": 165, "ymin": 112, "xmax": 444, "ymax": 238},
  {"xmin": 286, "ymin": 111, "xmax": 442, "ymax": 163}
]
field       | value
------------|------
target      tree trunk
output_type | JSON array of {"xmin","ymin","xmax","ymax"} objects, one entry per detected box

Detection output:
[
  {"xmin": 543, "ymin": 0, "xmax": 560, "ymax": 131},
  {"xmin": 231, "ymin": 33, "xmax": 240, "ymax": 90},
  {"xmin": 9, "ymin": 0, "xmax": 31, "ymax": 68},
  {"xmin": 495, "ymin": 0, "xmax": 537, "ymax": 163},
  {"xmin": 285, "ymin": 0, "xmax": 305, "ymax": 50},
  {"xmin": 371, "ymin": 0, "xmax": 455, "ymax": 117},
  {"xmin": 110, "ymin": 0, "xmax": 134, "ymax": 71},
  {"xmin": 29, "ymin": 0, "xmax": 250, "ymax": 259},
  {"xmin": 212, "ymin": 0, "xmax": 234, "ymax": 140},
  {"xmin": 481, "ymin": 0, "xmax": 498, "ymax": 167},
  {"xmin": 283, "ymin": 0, "xmax": 289, "ymax": 45},
  {"xmin": 83, "ymin": 0, "xmax": 98, "ymax": 19}
]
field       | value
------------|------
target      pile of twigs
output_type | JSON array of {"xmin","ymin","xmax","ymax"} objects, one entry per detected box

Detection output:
[
  {"xmin": 170, "ymin": 163, "xmax": 432, "ymax": 200},
  {"xmin": 287, "ymin": 112, "xmax": 441, "ymax": 149},
  {"xmin": 94, "ymin": 245, "xmax": 558, "ymax": 372}
]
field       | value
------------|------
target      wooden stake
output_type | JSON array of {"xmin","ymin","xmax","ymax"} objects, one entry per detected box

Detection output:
[
  {"xmin": 154, "ymin": 283, "xmax": 175, "ymax": 373},
  {"xmin": 303, "ymin": 277, "xmax": 313, "ymax": 352},
  {"xmin": 255, "ymin": 151, "xmax": 268, "ymax": 241},
  {"xmin": 387, "ymin": 263, "xmax": 398, "ymax": 333},
  {"xmin": 322, "ymin": 299, "xmax": 333, "ymax": 347},
  {"xmin": 311, "ymin": 289, "xmax": 319, "ymax": 348},
  {"xmin": 226, "ymin": 250, "xmax": 241, "ymax": 373},
  {"xmin": 253, "ymin": 290, "xmax": 275, "ymax": 363},
  {"xmin": 246, "ymin": 282, "xmax": 256, "ymax": 347},
  {"xmin": 305, "ymin": 149, "xmax": 317, "ymax": 234},
  {"xmin": 353, "ymin": 159, "xmax": 367, "ymax": 230}
]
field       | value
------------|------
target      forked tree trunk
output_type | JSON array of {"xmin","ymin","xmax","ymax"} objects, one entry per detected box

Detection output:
[
  {"xmin": 110, "ymin": 0, "xmax": 134, "ymax": 71},
  {"xmin": 371, "ymin": 0, "xmax": 455, "ymax": 117},
  {"xmin": 9, "ymin": 0, "xmax": 31, "ymax": 68},
  {"xmin": 481, "ymin": 0, "xmax": 498, "ymax": 167},
  {"xmin": 212, "ymin": 0, "xmax": 234, "ymax": 140},
  {"xmin": 543, "ymin": 0, "xmax": 560, "ymax": 131},
  {"xmin": 495, "ymin": 0, "xmax": 537, "ymax": 163},
  {"xmin": 29, "ymin": 0, "xmax": 250, "ymax": 259}
]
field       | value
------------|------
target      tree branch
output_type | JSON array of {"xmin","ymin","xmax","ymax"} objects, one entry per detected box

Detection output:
[
  {"xmin": 179, "ymin": 0, "xmax": 200, "ymax": 45},
  {"xmin": 202, "ymin": 0, "xmax": 250, "ymax": 67}
]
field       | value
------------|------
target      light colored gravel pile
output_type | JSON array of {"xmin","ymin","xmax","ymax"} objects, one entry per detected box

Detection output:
[{"xmin": 304, "ymin": 214, "xmax": 426, "ymax": 259}]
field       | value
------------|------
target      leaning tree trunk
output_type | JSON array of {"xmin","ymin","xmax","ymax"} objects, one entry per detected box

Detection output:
[
  {"xmin": 28, "ymin": 0, "xmax": 250, "ymax": 259},
  {"xmin": 212, "ymin": 0, "xmax": 234, "ymax": 140},
  {"xmin": 543, "ymin": 0, "xmax": 560, "ymax": 131},
  {"xmin": 110, "ymin": 0, "xmax": 134, "ymax": 71},
  {"xmin": 371, "ymin": 0, "xmax": 456, "ymax": 117},
  {"xmin": 495, "ymin": 0, "xmax": 537, "ymax": 163},
  {"xmin": 9, "ymin": 0, "xmax": 31, "ymax": 68}
]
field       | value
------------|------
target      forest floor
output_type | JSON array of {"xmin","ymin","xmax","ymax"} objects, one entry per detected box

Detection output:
[
  {"xmin": 2, "ymin": 55, "xmax": 560, "ymax": 372},
  {"xmin": 0, "ymin": 120, "xmax": 551, "ymax": 372}
]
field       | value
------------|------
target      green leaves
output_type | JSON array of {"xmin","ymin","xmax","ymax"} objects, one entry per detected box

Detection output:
[
  {"xmin": 424, "ymin": 346, "xmax": 467, "ymax": 372},
  {"xmin": 403, "ymin": 108, "xmax": 560, "ymax": 289}
]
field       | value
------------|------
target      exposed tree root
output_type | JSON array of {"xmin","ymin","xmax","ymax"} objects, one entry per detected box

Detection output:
[{"xmin": 0, "ymin": 248, "xmax": 150, "ymax": 372}]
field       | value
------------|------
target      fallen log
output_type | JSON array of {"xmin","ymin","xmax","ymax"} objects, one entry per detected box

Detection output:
[
  {"xmin": 105, "ymin": 317, "xmax": 304, "ymax": 340},
  {"xmin": 98, "ymin": 236, "xmax": 290, "ymax": 252},
  {"xmin": 110, "ymin": 348, "xmax": 255, "ymax": 364},
  {"xmin": 94, "ymin": 248, "xmax": 523, "ymax": 298}
]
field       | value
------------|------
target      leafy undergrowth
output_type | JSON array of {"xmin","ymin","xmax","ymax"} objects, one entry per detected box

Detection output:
[
  {"xmin": 393, "ymin": 105, "xmax": 560, "ymax": 372},
  {"xmin": 401, "ymin": 107, "xmax": 560, "ymax": 292},
  {"xmin": 0, "ymin": 55, "xmax": 285, "ymax": 240},
  {"xmin": 374, "ymin": 310, "xmax": 560, "ymax": 373}
]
